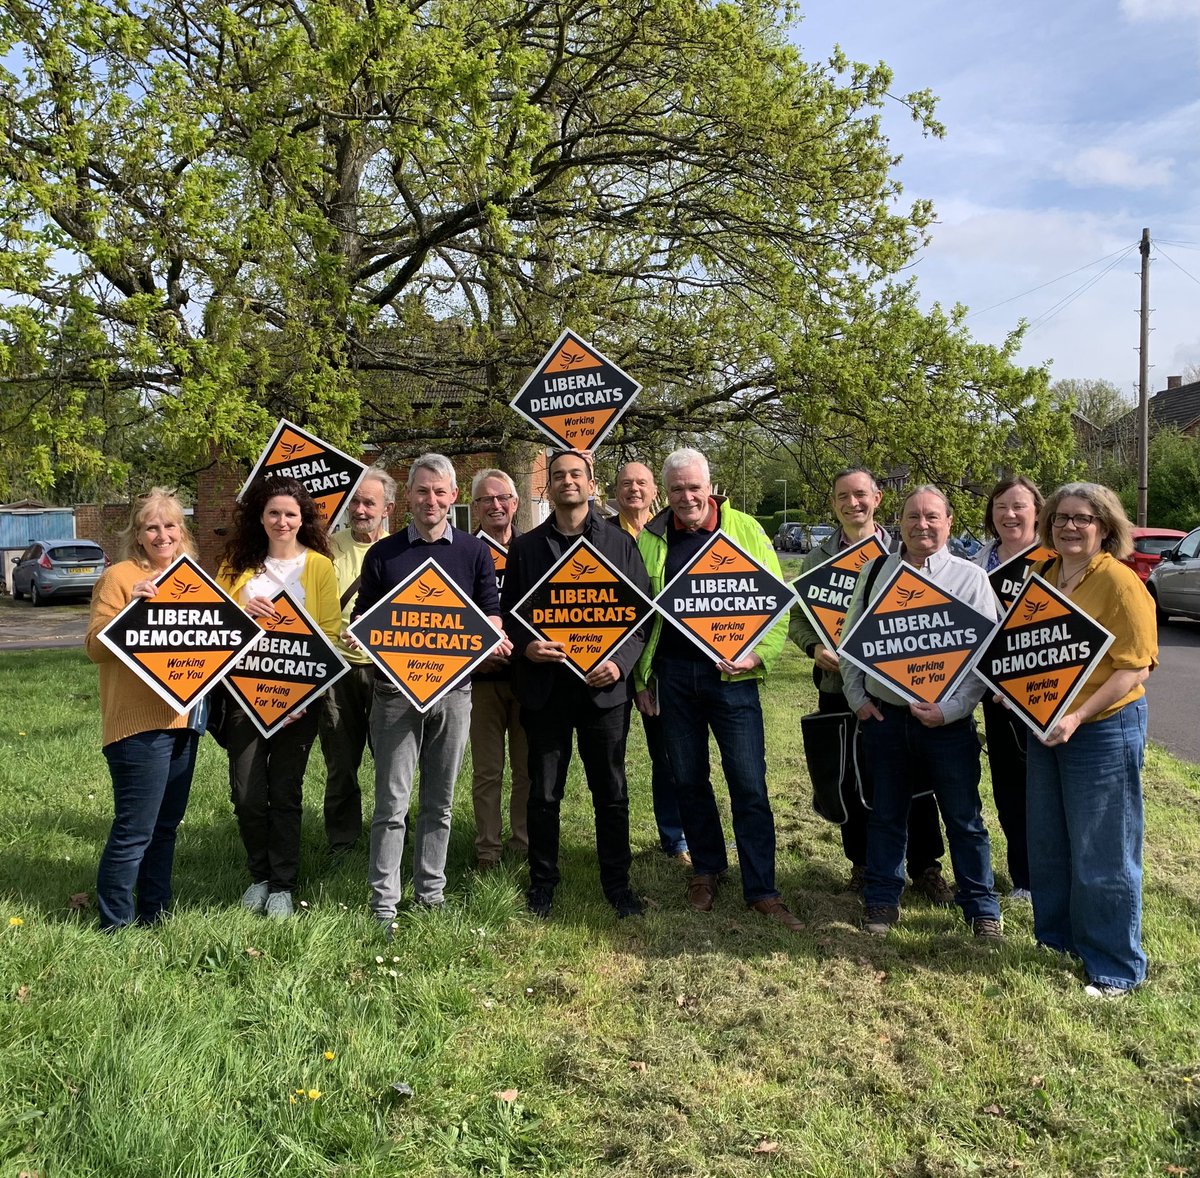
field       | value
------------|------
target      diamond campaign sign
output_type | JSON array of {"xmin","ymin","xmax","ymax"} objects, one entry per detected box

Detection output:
[
  {"xmin": 653, "ymin": 531, "xmax": 795, "ymax": 664},
  {"xmin": 239, "ymin": 418, "xmax": 366, "ymax": 530},
  {"xmin": 476, "ymin": 532, "xmax": 510, "ymax": 595},
  {"xmin": 97, "ymin": 555, "xmax": 264, "ymax": 711},
  {"xmin": 988, "ymin": 542, "xmax": 1057, "ymax": 611},
  {"xmin": 973, "ymin": 573, "xmax": 1113, "ymax": 740},
  {"xmin": 509, "ymin": 328, "xmax": 640, "ymax": 451},
  {"xmin": 347, "ymin": 559, "xmax": 505, "ymax": 712},
  {"xmin": 792, "ymin": 535, "xmax": 889, "ymax": 650},
  {"xmin": 509, "ymin": 537, "xmax": 654, "ymax": 682},
  {"xmin": 838, "ymin": 563, "xmax": 995, "ymax": 706},
  {"xmin": 223, "ymin": 589, "xmax": 349, "ymax": 738}
]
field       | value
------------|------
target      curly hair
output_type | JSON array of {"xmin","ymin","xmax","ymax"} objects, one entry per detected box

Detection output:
[
  {"xmin": 119, "ymin": 488, "xmax": 197, "ymax": 568},
  {"xmin": 220, "ymin": 476, "xmax": 332, "ymax": 576}
]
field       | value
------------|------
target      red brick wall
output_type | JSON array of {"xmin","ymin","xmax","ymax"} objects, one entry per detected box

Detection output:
[{"xmin": 73, "ymin": 503, "xmax": 132, "ymax": 563}]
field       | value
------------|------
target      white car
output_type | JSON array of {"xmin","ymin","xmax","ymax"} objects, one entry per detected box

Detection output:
[{"xmin": 1146, "ymin": 526, "xmax": 1200, "ymax": 623}]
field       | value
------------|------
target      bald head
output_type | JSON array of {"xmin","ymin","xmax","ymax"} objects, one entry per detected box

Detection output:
[{"xmin": 616, "ymin": 462, "xmax": 657, "ymax": 534}]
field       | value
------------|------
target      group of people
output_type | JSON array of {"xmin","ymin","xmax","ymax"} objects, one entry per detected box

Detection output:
[{"xmin": 84, "ymin": 450, "xmax": 1157, "ymax": 996}]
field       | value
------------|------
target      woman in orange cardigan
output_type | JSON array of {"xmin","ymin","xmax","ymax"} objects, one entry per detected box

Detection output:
[
  {"xmin": 216, "ymin": 476, "xmax": 340, "ymax": 919},
  {"xmin": 85, "ymin": 489, "xmax": 202, "ymax": 930}
]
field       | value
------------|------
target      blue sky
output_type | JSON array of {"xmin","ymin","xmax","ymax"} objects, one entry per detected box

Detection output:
[{"xmin": 794, "ymin": 0, "xmax": 1200, "ymax": 403}]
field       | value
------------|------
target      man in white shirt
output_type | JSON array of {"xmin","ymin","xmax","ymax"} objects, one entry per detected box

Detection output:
[{"xmin": 842, "ymin": 486, "xmax": 1002, "ymax": 940}]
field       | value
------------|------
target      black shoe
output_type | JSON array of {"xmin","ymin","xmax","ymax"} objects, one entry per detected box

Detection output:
[
  {"xmin": 863, "ymin": 904, "xmax": 900, "ymax": 936},
  {"xmin": 610, "ymin": 889, "xmax": 644, "ymax": 919},
  {"xmin": 526, "ymin": 887, "xmax": 553, "ymax": 919}
]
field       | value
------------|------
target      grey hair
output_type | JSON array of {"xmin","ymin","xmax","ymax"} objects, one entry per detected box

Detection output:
[
  {"xmin": 830, "ymin": 467, "xmax": 880, "ymax": 495},
  {"xmin": 359, "ymin": 466, "xmax": 397, "ymax": 505},
  {"xmin": 470, "ymin": 468, "xmax": 517, "ymax": 498},
  {"xmin": 406, "ymin": 453, "xmax": 457, "ymax": 492},
  {"xmin": 661, "ymin": 448, "xmax": 711, "ymax": 487},
  {"xmin": 902, "ymin": 484, "xmax": 952, "ymax": 515}
]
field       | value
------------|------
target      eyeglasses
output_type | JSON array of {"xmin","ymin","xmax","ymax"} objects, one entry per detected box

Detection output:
[
  {"xmin": 473, "ymin": 494, "xmax": 515, "ymax": 505},
  {"xmin": 1050, "ymin": 512, "xmax": 1097, "ymax": 529}
]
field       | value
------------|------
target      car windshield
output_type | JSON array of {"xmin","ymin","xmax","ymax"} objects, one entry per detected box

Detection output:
[
  {"xmin": 47, "ymin": 545, "xmax": 105, "ymax": 563},
  {"xmin": 1135, "ymin": 537, "xmax": 1181, "ymax": 556}
]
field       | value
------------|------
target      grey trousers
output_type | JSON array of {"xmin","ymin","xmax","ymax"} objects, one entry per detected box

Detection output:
[{"xmin": 368, "ymin": 681, "xmax": 472, "ymax": 916}]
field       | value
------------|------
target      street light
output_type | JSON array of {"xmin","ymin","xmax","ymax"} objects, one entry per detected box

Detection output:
[{"xmin": 775, "ymin": 478, "xmax": 787, "ymax": 525}]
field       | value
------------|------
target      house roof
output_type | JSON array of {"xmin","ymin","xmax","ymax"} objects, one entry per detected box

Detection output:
[{"xmin": 1108, "ymin": 379, "xmax": 1200, "ymax": 439}]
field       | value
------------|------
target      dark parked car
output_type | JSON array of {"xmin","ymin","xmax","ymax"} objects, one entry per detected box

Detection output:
[
  {"xmin": 1146, "ymin": 526, "xmax": 1200, "ymax": 623},
  {"xmin": 1121, "ymin": 527, "xmax": 1187, "ymax": 582},
  {"xmin": 11, "ymin": 540, "xmax": 109, "ymax": 605}
]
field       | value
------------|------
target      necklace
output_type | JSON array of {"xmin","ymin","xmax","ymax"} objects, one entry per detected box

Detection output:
[{"xmin": 1058, "ymin": 560, "xmax": 1090, "ymax": 590}]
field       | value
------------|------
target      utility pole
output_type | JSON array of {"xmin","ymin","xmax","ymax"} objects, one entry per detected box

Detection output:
[{"xmin": 1137, "ymin": 227, "xmax": 1151, "ymax": 527}]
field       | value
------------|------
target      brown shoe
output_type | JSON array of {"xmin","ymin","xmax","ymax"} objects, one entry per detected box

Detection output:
[
  {"xmin": 687, "ymin": 873, "xmax": 719, "ymax": 912},
  {"xmin": 476, "ymin": 857, "xmax": 500, "ymax": 874},
  {"xmin": 910, "ymin": 865, "xmax": 955, "ymax": 908},
  {"xmin": 750, "ymin": 897, "xmax": 805, "ymax": 932},
  {"xmin": 673, "ymin": 850, "xmax": 693, "ymax": 869}
]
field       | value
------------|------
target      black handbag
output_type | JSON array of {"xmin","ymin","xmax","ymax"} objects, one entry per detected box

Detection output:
[{"xmin": 800, "ymin": 710, "xmax": 861, "ymax": 824}]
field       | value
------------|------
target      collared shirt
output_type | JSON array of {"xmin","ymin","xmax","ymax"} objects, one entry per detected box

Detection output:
[
  {"xmin": 407, "ymin": 521, "xmax": 452, "ymax": 545},
  {"xmin": 841, "ymin": 544, "xmax": 999, "ymax": 725}
]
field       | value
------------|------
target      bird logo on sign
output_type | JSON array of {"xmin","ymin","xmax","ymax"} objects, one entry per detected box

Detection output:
[
  {"xmin": 168, "ymin": 577, "xmax": 199, "ymax": 598},
  {"xmin": 1022, "ymin": 599, "xmax": 1048, "ymax": 624},
  {"xmin": 568, "ymin": 558, "xmax": 597, "ymax": 581},
  {"xmin": 415, "ymin": 579, "xmax": 444, "ymax": 603}
]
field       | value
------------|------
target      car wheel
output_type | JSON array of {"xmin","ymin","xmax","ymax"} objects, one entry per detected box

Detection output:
[
  {"xmin": 11, "ymin": 579, "xmax": 23, "ymax": 600},
  {"xmin": 30, "ymin": 581, "xmax": 45, "ymax": 607},
  {"xmin": 1148, "ymin": 585, "xmax": 1169, "ymax": 626}
]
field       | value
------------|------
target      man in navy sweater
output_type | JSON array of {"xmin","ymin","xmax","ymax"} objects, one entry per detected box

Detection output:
[{"xmin": 354, "ymin": 454, "xmax": 511, "ymax": 928}]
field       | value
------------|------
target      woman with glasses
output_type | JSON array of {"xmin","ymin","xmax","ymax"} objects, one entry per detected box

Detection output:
[{"xmin": 1027, "ymin": 483, "xmax": 1157, "ymax": 996}]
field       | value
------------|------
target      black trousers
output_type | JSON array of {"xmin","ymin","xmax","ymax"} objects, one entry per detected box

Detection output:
[
  {"xmin": 521, "ymin": 676, "xmax": 633, "ymax": 901},
  {"xmin": 817, "ymin": 688, "xmax": 945, "ymax": 874},
  {"xmin": 981, "ymin": 694, "xmax": 1030, "ymax": 890},
  {"xmin": 225, "ymin": 701, "xmax": 318, "ymax": 892}
]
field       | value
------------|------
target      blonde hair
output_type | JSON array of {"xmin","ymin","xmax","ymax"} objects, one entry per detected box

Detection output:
[
  {"xmin": 1038, "ymin": 482, "xmax": 1133, "ymax": 560},
  {"xmin": 119, "ymin": 488, "xmax": 197, "ymax": 568}
]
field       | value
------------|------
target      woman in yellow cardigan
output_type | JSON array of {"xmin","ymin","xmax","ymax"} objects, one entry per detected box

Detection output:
[
  {"xmin": 85, "ymin": 488, "xmax": 203, "ymax": 930},
  {"xmin": 216, "ymin": 476, "xmax": 340, "ymax": 918}
]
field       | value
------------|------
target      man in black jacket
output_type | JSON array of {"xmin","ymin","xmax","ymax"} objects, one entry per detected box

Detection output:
[{"xmin": 501, "ymin": 449, "xmax": 650, "ymax": 920}]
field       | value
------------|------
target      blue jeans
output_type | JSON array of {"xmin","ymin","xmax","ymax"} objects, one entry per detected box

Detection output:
[
  {"xmin": 641, "ymin": 710, "xmax": 688, "ymax": 856},
  {"xmin": 98, "ymin": 729, "xmax": 199, "ymax": 929},
  {"xmin": 863, "ymin": 705, "xmax": 999, "ymax": 921},
  {"xmin": 1026, "ymin": 697, "xmax": 1147, "ymax": 990},
  {"xmin": 656, "ymin": 658, "xmax": 777, "ymax": 903}
]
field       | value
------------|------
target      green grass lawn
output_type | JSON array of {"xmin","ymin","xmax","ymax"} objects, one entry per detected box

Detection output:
[{"xmin": 1, "ymin": 643, "xmax": 1198, "ymax": 1177}]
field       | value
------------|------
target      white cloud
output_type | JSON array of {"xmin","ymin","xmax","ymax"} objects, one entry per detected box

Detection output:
[{"xmin": 1059, "ymin": 146, "xmax": 1173, "ymax": 190}]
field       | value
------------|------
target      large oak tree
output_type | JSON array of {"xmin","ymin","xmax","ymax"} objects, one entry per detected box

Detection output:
[{"xmin": 0, "ymin": 0, "xmax": 1072, "ymax": 499}]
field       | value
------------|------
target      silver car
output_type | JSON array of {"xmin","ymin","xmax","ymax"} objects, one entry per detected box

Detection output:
[
  {"xmin": 1146, "ymin": 526, "xmax": 1200, "ymax": 623},
  {"xmin": 11, "ymin": 539, "xmax": 109, "ymax": 606}
]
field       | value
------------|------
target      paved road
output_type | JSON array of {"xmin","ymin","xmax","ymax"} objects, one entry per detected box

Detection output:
[
  {"xmin": 0, "ymin": 597, "xmax": 90, "ymax": 650},
  {"xmin": 1145, "ymin": 615, "xmax": 1200, "ymax": 765}
]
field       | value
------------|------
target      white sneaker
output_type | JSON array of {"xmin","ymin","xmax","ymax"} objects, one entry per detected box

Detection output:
[
  {"xmin": 1084, "ymin": 983, "xmax": 1130, "ymax": 999},
  {"xmin": 241, "ymin": 881, "xmax": 269, "ymax": 914},
  {"xmin": 265, "ymin": 891, "xmax": 294, "ymax": 919}
]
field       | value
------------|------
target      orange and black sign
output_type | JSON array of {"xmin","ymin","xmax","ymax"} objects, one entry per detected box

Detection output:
[
  {"xmin": 988, "ymin": 543, "xmax": 1057, "ymax": 610},
  {"xmin": 654, "ymin": 531, "xmax": 794, "ymax": 664},
  {"xmin": 793, "ymin": 535, "xmax": 889, "ymax": 649},
  {"xmin": 974, "ymin": 573, "xmax": 1113, "ymax": 739},
  {"xmin": 838, "ymin": 563, "xmax": 994, "ymax": 705},
  {"xmin": 97, "ymin": 555, "xmax": 264, "ymax": 711},
  {"xmin": 347, "ymin": 558, "xmax": 504, "ymax": 711},
  {"xmin": 476, "ymin": 532, "xmax": 510, "ymax": 595},
  {"xmin": 509, "ymin": 537, "xmax": 654, "ymax": 681},
  {"xmin": 239, "ymin": 418, "xmax": 366, "ymax": 530},
  {"xmin": 510, "ymin": 328, "xmax": 640, "ymax": 451},
  {"xmin": 223, "ymin": 588, "xmax": 349, "ymax": 738}
]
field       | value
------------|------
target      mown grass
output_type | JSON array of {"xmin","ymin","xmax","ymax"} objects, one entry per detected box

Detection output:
[{"xmin": 1, "ymin": 641, "xmax": 1199, "ymax": 1177}]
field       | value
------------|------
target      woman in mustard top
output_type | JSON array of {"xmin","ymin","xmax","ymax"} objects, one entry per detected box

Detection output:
[
  {"xmin": 216, "ymin": 476, "xmax": 340, "ymax": 919},
  {"xmin": 85, "ymin": 489, "xmax": 202, "ymax": 930},
  {"xmin": 1027, "ymin": 483, "xmax": 1158, "ymax": 996}
]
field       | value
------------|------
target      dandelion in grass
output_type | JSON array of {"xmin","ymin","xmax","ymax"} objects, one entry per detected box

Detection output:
[
  {"xmin": 9, "ymin": 917, "xmax": 23, "ymax": 927},
  {"xmin": 307, "ymin": 1089, "xmax": 321, "ymax": 1100},
  {"xmin": 323, "ymin": 1051, "xmax": 335, "ymax": 1061}
]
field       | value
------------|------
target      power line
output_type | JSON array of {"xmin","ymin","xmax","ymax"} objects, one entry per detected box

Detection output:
[
  {"xmin": 964, "ymin": 244, "xmax": 1137, "ymax": 319},
  {"xmin": 1155, "ymin": 244, "xmax": 1200, "ymax": 289},
  {"xmin": 1024, "ymin": 247, "xmax": 1139, "ymax": 335}
]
